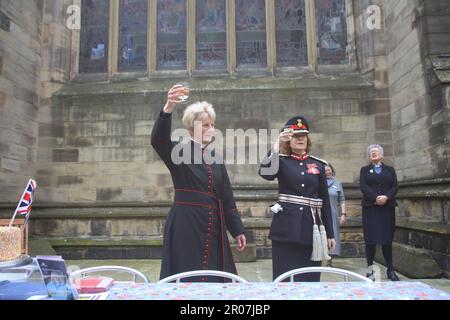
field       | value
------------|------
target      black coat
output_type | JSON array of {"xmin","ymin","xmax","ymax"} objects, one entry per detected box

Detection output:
[
  {"xmin": 359, "ymin": 163, "xmax": 398, "ymax": 244},
  {"xmin": 359, "ymin": 164, "xmax": 398, "ymax": 208},
  {"xmin": 151, "ymin": 111, "xmax": 245, "ymax": 280},
  {"xmin": 259, "ymin": 152, "xmax": 334, "ymax": 245}
]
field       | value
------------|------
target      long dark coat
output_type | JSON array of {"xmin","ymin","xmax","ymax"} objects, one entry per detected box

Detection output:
[
  {"xmin": 359, "ymin": 163, "xmax": 398, "ymax": 245},
  {"xmin": 151, "ymin": 111, "xmax": 245, "ymax": 281}
]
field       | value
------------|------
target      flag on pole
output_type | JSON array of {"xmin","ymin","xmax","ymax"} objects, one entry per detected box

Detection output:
[
  {"xmin": 17, "ymin": 179, "xmax": 36, "ymax": 216},
  {"xmin": 9, "ymin": 179, "xmax": 37, "ymax": 227}
]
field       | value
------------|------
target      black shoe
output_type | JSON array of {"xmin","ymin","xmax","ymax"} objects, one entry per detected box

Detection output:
[
  {"xmin": 326, "ymin": 259, "xmax": 334, "ymax": 268},
  {"xmin": 387, "ymin": 270, "xmax": 400, "ymax": 281},
  {"xmin": 366, "ymin": 269, "xmax": 375, "ymax": 281}
]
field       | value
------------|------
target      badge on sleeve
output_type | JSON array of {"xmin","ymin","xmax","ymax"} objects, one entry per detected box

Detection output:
[{"xmin": 307, "ymin": 163, "xmax": 320, "ymax": 175}]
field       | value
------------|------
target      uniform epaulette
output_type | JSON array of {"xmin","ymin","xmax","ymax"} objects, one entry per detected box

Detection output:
[{"xmin": 309, "ymin": 155, "xmax": 328, "ymax": 165}]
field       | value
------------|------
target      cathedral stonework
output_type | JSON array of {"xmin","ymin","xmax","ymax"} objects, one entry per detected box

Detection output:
[{"xmin": 0, "ymin": 0, "xmax": 448, "ymax": 278}]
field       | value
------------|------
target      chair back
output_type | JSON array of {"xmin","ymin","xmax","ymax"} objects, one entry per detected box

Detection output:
[
  {"xmin": 158, "ymin": 270, "xmax": 249, "ymax": 283},
  {"xmin": 273, "ymin": 267, "xmax": 373, "ymax": 283}
]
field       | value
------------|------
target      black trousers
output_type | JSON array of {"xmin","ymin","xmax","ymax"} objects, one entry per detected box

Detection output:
[
  {"xmin": 365, "ymin": 244, "xmax": 394, "ymax": 271},
  {"xmin": 272, "ymin": 241, "xmax": 321, "ymax": 282}
]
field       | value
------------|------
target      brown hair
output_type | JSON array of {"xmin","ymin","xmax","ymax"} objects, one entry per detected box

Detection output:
[
  {"xmin": 326, "ymin": 163, "xmax": 336, "ymax": 176},
  {"xmin": 280, "ymin": 135, "xmax": 312, "ymax": 155}
]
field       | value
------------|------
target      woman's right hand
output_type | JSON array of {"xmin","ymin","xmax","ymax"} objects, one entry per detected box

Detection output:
[
  {"xmin": 163, "ymin": 84, "xmax": 187, "ymax": 113},
  {"xmin": 279, "ymin": 129, "xmax": 294, "ymax": 142},
  {"xmin": 273, "ymin": 130, "xmax": 293, "ymax": 152},
  {"xmin": 375, "ymin": 195, "xmax": 388, "ymax": 206}
]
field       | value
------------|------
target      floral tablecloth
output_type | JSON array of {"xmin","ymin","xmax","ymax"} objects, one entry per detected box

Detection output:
[{"xmin": 109, "ymin": 281, "xmax": 450, "ymax": 300}]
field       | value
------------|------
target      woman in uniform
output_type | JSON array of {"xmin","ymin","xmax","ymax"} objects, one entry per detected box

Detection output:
[
  {"xmin": 259, "ymin": 116, "xmax": 335, "ymax": 282},
  {"xmin": 360, "ymin": 144, "xmax": 399, "ymax": 281},
  {"xmin": 151, "ymin": 84, "xmax": 246, "ymax": 282}
]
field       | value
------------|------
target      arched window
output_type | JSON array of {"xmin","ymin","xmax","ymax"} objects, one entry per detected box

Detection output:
[
  {"xmin": 79, "ymin": 0, "xmax": 110, "ymax": 73},
  {"xmin": 275, "ymin": 0, "xmax": 307, "ymax": 66},
  {"xmin": 316, "ymin": 0, "xmax": 348, "ymax": 65},
  {"xmin": 156, "ymin": 0, "xmax": 187, "ymax": 70},
  {"xmin": 196, "ymin": 0, "xmax": 227, "ymax": 69},
  {"xmin": 235, "ymin": 0, "xmax": 267, "ymax": 68},
  {"xmin": 118, "ymin": 0, "xmax": 148, "ymax": 72},
  {"xmin": 77, "ymin": 0, "xmax": 352, "ymax": 75}
]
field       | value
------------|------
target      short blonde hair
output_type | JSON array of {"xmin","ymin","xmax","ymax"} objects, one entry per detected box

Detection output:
[{"xmin": 182, "ymin": 101, "xmax": 216, "ymax": 130}]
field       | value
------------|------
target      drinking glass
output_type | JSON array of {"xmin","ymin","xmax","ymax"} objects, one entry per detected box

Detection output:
[{"xmin": 176, "ymin": 82, "xmax": 190, "ymax": 104}]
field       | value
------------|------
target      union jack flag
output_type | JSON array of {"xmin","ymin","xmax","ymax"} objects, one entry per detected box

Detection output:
[{"xmin": 17, "ymin": 179, "xmax": 37, "ymax": 217}]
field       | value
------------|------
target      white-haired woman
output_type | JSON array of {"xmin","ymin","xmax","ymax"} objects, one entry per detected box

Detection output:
[
  {"xmin": 151, "ymin": 84, "xmax": 246, "ymax": 282},
  {"xmin": 360, "ymin": 144, "xmax": 399, "ymax": 281}
]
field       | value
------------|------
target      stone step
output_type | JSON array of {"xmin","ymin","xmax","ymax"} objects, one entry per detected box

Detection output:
[
  {"xmin": 25, "ymin": 216, "xmax": 367, "ymax": 260},
  {"xmin": 375, "ymin": 242, "xmax": 443, "ymax": 279},
  {"xmin": 30, "ymin": 237, "xmax": 258, "ymax": 263},
  {"xmin": 46, "ymin": 237, "xmax": 164, "ymax": 260},
  {"xmin": 28, "ymin": 239, "xmax": 57, "ymax": 256}
]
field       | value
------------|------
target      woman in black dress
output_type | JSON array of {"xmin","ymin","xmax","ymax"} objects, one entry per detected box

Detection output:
[
  {"xmin": 259, "ymin": 116, "xmax": 335, "ymax": 282},
  {"xmin": 360, "ymin": 144, "xmax": 399, "ymax": 281},
  {"xmin": 151, "ymin": 84, "xmax": 246, "ymax": 282}
]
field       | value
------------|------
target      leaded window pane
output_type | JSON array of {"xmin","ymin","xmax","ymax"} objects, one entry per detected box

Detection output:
[
  {"xmin": 275, "ymin": 0, "xmax": 307, "ymax": 66},
  {"xmin": 316, "ymin": 0, "xmax": 348, "ymax": 65},
  {"xmin": 79, "ymin": 0, "xmax": 109, "ymax": 73},
  {"xmin": 196, "ymin": 0, "xmax": 227, "ymax": 69},
  {"xmin": 235, "ymin": 0, "xmax": 267, "ymax": 68},
  {"xmin": 118, "ymin": 0, "xmax": 148, "ymax": 72},
  {"xmin": 157, "ymin": 0, "xmax": 187, "ymax": 70}
]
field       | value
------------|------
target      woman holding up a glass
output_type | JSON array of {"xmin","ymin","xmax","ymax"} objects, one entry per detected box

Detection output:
[{"xmin": 151, "ymin": 84, "xmax": 246, "ymax": 282}]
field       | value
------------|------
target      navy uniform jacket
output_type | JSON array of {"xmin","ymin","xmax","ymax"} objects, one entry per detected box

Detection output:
[
  {"xmin": 359, "ymin": 164, "xmax": 398, "ymax": 208},
  {"xmin": 151, "ymin": 111, "xmax": 245, "ymax": 280},
  {"xmin": 259, "ymin": 152, "xmax": 334, "ymax": 244}
]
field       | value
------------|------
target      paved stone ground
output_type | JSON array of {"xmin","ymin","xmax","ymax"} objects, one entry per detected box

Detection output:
[{"xmin": 66, "ymin": 258, "xmax": 450, "ymax": 293}]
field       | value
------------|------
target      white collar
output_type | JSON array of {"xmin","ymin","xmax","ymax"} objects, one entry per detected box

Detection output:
[{"xmin": 190, "ymin": 138, "xmax": 206, "ymax": 149}]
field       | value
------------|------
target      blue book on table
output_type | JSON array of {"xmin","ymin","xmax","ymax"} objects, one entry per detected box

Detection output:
[{"xmin": 36, "ymin": 256, "xmax": 78, "ymax": 300}]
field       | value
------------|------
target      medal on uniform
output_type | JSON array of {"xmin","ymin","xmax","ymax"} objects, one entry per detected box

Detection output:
[{"xmin": 307, "ymin": 163, "xmax": 320, "ymax": 175}]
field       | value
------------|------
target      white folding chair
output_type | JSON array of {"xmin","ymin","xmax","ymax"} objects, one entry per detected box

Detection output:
[
  {"xmin": 69, "ymin": 266, "xmax": 149, "ymax": 284},
  {"xmin": 158, "ymin": 270, "xmax": 249, "ymax": 283},
  {"xmin": 273, "ymin": 267, "xmax": 373, "ymax": 283}
]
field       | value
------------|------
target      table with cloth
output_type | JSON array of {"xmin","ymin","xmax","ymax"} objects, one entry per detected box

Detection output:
[{"xmin": 109, "ymin": 281, "xmax": 450, "ymax": 300}]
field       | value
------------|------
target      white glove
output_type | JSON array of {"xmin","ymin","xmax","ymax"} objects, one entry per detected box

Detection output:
[{"xmin": 270, "ymin": 203, "xmax": 283, "ymax": 214}]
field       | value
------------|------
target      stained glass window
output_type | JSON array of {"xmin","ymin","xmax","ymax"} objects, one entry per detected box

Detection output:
[
  {"xmin": 79, "ymin": 0, "xmax": 110, "ymax": 73},
  {"xmin": 118, "ymin": 0, "xmax": 148, "ymax": 72},
  {"xmin": 275, "ymin": 0, "xmax": 307, "ymax": 66},
  {"xmin": 316, "ymin": 0, "xmax": 348, "ymax": 65},
  {"xmin": 196, "ymin": 0, "xmax": 227, "ymax": 69},
  {"xmin": 157, "ymin": 0, "xmax": 187, "ymax": 70},
  {"xmin": 235, "ymin": 0, "xmax": 267, "ymax": 68}
]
